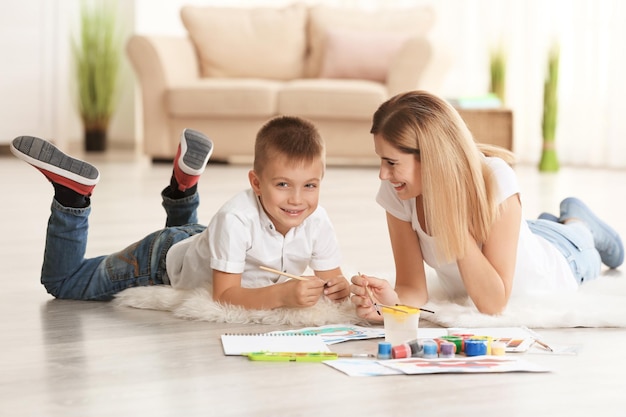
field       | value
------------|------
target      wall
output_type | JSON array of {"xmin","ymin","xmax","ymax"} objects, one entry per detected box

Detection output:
[
  {"xmin": 2, "ymin": 0, "xmax": 625, "ymax": 168},
  {"xmin": 0, "ymin": 0, "xmax": 135, "ymax": 150},
  {"xmin": 0, "ymin": 1, "xmax": 62, "ymax": 145},
  {"xmin": 132, "ymin": 0, "xmax": 626, "ymax": 168},
  {"xmin": 428, "ymin": 0, "xmax": 626, "ymax": 168}
]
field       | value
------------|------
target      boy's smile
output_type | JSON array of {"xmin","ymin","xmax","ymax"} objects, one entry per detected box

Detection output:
[{"xmin": 249, "ymin": 154, "xmax": 324, "ymax": 236}]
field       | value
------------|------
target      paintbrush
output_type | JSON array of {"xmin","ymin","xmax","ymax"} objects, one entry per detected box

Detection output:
[
  {"xmin": 359, "ymin": 272, "xmax": 381, "ymax": 316},
  {"xmin": 522, "ymin": 326, "xmax": 554, "ymax": 352},
  {"xmin": 399, "ymin": 304, "xmax": 435, "ymax": 314},
  {"xmin": 364, "ymin": 284, "xmax": 382, "ymax": 316},
  {"xmin": 259, "ymin": 266, "xmax": 309, "ymax": 281},
  {"xmin": 359, "ymin": 272, "xmax": 434, "ymax": 315}
]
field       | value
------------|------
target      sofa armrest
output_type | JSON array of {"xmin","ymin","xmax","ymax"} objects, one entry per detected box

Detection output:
[
  {"xmin": 386, "ymin": 37, "xmax": 452, "ymax": 96},
  {"xmin": 126, "ymin": 35, "xmax": 200, "ymax": 158}
]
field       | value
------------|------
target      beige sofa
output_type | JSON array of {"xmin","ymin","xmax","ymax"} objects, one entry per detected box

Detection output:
[{"xmin": 127, "ymin": 3, "xmax": 450, "ymax": 164}]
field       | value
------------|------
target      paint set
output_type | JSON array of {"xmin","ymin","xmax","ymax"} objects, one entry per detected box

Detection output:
[
  {"xmin": 378, "ymin": 333, "xmax": 508, "ymax": 360},
  {"xmin": 379, "ymin": 302, "xmax": 510, "ymax": 359}
]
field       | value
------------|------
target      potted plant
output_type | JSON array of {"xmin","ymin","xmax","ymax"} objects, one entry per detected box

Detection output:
[
  {"xmin": 539, "ymin": 43, "xmax": 560, "ymax": 172},
  {"xmin": 489, "ymin": 46, "xmax": 507, "ymax": 105},
  {"xmin": 72, "ymin": 0, "xmax": 122, "ymax": 152}
]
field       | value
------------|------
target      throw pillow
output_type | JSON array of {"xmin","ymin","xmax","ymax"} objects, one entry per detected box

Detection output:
[
  {"xmin": 319, "ymin": 29, "xmax": 410, "ymax": 82},
  {"xmin": 306, "ymin": 5, "xmax": 435, "ymax": 78},
  {"xmin": 181, "ymin": 4, "xmax": 307, "ymax": 80}
]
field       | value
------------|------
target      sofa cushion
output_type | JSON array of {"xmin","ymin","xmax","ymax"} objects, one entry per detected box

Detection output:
[
  {"xmin": 305, "ymin": 5, "xmax": 435, "ymax": 78},
  {"xmin": 181, "ymin": 4, "xmax": 307, "ymax": 80},
  {"xmin": 167, "ymin": 79, "xmax": 282, "ymax": 117},
  {"xmin": 319, "ymin": 29, "xmax": 411, "ymax": 82},
  {"xmin": 278, "ymin": 79, "xmax": 387, "ymax": 120}
]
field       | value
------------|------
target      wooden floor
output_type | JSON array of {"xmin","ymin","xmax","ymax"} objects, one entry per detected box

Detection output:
[{"xmin": 2, "ymin": 148, "xmax": 626, "ymax": 417}]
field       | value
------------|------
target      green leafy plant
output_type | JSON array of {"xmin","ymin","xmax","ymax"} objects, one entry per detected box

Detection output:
[
  {"xmin": 539, "ymin": 43, "xmax": 560, "ymax": 172},
  {"xmin": 72, "ymin": 0, "xmax": 122, "ymax": 151},
  {"xmin": 489, "ymin": 46, "xmax": 507, "ymax": 105}
]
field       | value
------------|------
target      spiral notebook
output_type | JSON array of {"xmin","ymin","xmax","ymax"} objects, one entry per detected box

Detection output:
[{"xmin": 221, "ymin": 333, "xmax": 330, "ymax": 356}]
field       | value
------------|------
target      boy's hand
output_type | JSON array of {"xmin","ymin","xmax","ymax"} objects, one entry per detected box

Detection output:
[
  {"xmin": 322, "ymin": 275, "xmax": 350, "ymax": 302},
  {"xmin": 281, "ymin": 279, "xmax": 326, "ymax": 308}
]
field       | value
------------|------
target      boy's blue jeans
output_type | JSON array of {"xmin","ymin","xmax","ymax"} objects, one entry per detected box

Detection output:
[{"xmin": 41, "ymin": 190, "xmax": 206, "ymax": 300}]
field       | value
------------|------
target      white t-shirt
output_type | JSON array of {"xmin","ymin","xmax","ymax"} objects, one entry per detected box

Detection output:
[
  {"xmin": 166, "ymin": 188, "xmax": 343, "ymax": 289},
  {"xmin": 376, "ymin": 156, "xmax": 577, "ymax": 299}
]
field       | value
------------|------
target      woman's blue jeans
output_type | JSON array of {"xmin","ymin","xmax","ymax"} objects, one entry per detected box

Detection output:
[
  {"xmin": 527, "ymin": 219, "xmax": 601, "ymax": 284},
  {"xmin": 41, "ymin": 190, "xmax": 206, "ymax": 300}
]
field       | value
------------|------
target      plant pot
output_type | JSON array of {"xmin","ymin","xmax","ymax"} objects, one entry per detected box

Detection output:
[
  {"xmin": 84, "ymin": 129, "xmax": 107, "ymax": 152},
  {"xmin": 538, "ymin": 146, "xmax": 559, "ymax": 172}
]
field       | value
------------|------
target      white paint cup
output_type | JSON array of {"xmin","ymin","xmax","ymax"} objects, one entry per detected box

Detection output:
[{"xmin": 382, "ymin": 305, "xmax": 420, "ymax": 345}]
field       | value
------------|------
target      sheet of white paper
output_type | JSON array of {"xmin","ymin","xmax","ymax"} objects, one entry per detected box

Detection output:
[
  {"xmin": 323, "ymin": 359, "xmax": 403, "ymax": 376},
  {"xmin": 380, "ymin": 355, "xmax": 550, "ymax": 375}
]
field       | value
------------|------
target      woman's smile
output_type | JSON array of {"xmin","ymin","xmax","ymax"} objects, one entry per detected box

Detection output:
[{"xmin": 391, "ymin": 181, "xmax": 406, "ymax": 192}]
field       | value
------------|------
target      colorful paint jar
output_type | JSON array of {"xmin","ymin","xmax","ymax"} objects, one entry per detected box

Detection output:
[
  {"xmin": 440, "ymin": 335, "xmax": 463, "ymax": 353},
  {"xmin": 391, "ymin": 343, "xmax": 412, "ymax": 359},
  {"xmin": 468, "ymin": 336, "xmax": 493, "ymax": 355},
  {"xmin": 382, "ymin": 305, "xmax": 420, "ymax": 345},
  {"xmin": 464, "ymin": 339, "xmax": 488, "ymax": 357},
  {"xmin": 378, "ymin": 342, "xmax": 392, "ymax": 360},
  {"xmin": 422, "ymin": 339, "xmax": 438, "ymax": 358},
  {"xmin": 439, "ymin": 341, "xmax": 456, "ymax": 358},
  {"xmin": 408, "ymin": 340, "xmax": 423, "ymax": 357},
  {"xmin": 491, "ymin": 341, "xmax": 507, "ymax": 356}
]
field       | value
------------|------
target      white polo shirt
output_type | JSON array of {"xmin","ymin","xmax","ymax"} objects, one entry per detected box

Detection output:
[
  {"xmin": 165, "ymin": 188, "xmax": 343, "ymax": 289},
  {"xmin": 376, "ymin": 156, "xmax": 576, "ymax": 299}
]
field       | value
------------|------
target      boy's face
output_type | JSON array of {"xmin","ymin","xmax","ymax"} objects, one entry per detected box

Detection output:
[{"xmin": 249, "ymin": 154, "xmax": 324, "ymax": 236}]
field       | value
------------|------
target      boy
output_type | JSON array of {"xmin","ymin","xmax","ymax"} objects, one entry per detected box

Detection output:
[{"xmin": 11, "ymin": 116, "xmax": 350, "ymax": 309}]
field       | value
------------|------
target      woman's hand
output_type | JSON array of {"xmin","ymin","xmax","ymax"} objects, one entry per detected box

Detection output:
[{"xmin": 349, "ymin": 273, "xmax": 398, "ymax": 322}]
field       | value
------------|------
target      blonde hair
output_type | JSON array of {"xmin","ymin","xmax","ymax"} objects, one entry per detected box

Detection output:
[
  {"xmin": 371, "ymin": 90, "xmax": 515, "ymax": 261},
  {"xmin": 253, "ymin": 115, "xmax": 325, "ymax": 174}
]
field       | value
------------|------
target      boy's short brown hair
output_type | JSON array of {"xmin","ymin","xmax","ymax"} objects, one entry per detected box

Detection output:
[{"xmin": 253, "ymin": 116, "xmax": 325, "ymax": 173}]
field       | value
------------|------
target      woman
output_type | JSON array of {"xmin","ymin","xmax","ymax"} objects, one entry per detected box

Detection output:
[{"xmin": 350, "ymin": 90, "xmax": 623, "ymax": 319}]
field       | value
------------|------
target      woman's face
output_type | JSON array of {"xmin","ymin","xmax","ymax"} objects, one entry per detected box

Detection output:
[{"xmin": 374, "ymin": 133, "xmax": 422, "ymax": 200}]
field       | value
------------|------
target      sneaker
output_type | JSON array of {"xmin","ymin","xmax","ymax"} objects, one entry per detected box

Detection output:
[
  {"xmin": 559, "ymin": 197, "xmax": 624, "ymax": 268},
  {"xmin": 538, "ymin": 212, "xmax": 559, "ymax": 222},
  {"xmin": 10, "ymin": 136, "xmax": 100, "ymax": 196},
  {"xmin": 173, "ymin": 128, "xmax": 214, "ymax": 191}
]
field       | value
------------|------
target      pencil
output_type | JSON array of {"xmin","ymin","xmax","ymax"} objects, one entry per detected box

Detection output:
[{"xmin": 259, "ymin": 266, "xmax": 309, "ymax": 281}]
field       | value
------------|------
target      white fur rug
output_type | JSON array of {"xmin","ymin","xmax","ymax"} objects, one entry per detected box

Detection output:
[
  {"xmin": 421, "ymin": 275, "xmax": 626, "ymax": 328},
  {"xmin": 113, "ymin": 276, "xmax": 626, "ymax": 328},
  {"xmin": 113, "ymin": 284, "xmax": 366, "ymax": 327}
]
